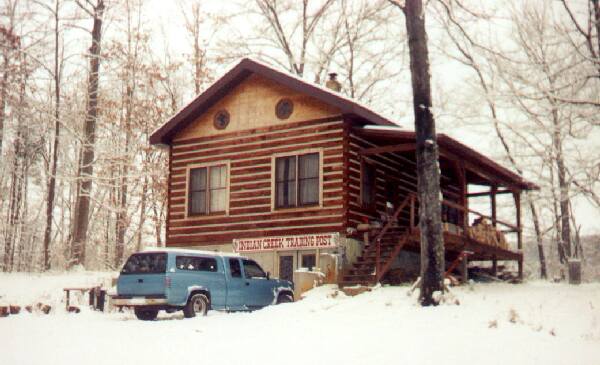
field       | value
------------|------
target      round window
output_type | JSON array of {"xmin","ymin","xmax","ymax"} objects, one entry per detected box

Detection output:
[
  {"xmin": 275, "ymin": 98, "xmax": 294, "ymax": 120},
  {"xmin": 213, "ymin": 109, "xmax": 230, "ymax": 130}
]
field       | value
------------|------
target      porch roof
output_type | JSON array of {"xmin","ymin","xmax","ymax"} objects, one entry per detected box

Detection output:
[{"xmin": 354, "ymin": 126, "xmax": 539, "ymax": 191}]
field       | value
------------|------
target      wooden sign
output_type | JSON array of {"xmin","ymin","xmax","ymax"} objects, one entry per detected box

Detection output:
[{"xmin": 233, "ymin": 233, "xmax": 339, "ymax": 253}]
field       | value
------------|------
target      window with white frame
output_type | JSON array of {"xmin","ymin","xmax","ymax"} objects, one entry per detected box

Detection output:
[
  {"xmin": 188, "ymin": 164, "xmax": 227, "ymax": 216},
  {"xmin": 275, "ymin": 152, "xmax": 320, "ymax": 209}
]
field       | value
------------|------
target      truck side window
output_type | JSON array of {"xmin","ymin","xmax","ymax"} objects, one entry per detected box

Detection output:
[
  {"xmin": 176, "ymin": 256, "xmax": 218, "ymax": 272},
  {"xmin": 243, "ymin": 259, "xmax": 266, "ymax": 279},
  {"xmin": 229, "ymin": 258, "xmax": 242, "ymax": 278}
]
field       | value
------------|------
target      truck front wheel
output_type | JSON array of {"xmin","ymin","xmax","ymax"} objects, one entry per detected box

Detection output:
[
  {"xmin": 134, "ymin": 308, "xmax": 158, "ymax": 321},
  {"xmin": 184, "ymin": 293, "xmax": 209, "ymax": 318}
]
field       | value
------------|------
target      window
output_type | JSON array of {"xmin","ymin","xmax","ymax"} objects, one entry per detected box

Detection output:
[
  {"xmin": 242, "ymin": 259, "xmax": 267, "ymax": 279},
  {"xmin": 229, "ymin": 258, "xmax": 242, "ymax": 278},
  {"xmin": 361, "ymin": 161, "xmax": 376, "ymax": 208},
  {"xmin": 188, "ymin": 164, "xmax": 227, "ymax": 216},
  {"xmin": 175, "ymin": 256, "xmax": 218, "ymax": 272},
  {"xmin": 121, "ymin": 253, "xmax": 167, "ymax": 275},
  {"xmin": 275, "ymin": 152, "xmax": 319, "ymax": 208},
  {"xmin": 301, "ymin": 254, "xmax": 316, "ymax": 271}
]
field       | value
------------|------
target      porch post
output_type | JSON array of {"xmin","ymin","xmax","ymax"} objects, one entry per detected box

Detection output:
[
  {"xmin": 491, "ymin": 185, "xmax": 498, "ymax": 275},
  {"xmin": 461, "ymin": 256, "xmax": 468, "ymax": 283},
  {"xmin": 456, "ymin": 162, "xmax": 468, "ymax": 229},
  {"xmin": 490, "ymin": 185, "xmax": 497, "ymax": 227},
  {"xmin": 513, "ymin": 191, "xmax": 523, "ymax": 279}
]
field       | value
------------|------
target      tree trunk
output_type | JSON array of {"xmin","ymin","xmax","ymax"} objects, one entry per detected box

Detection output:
[
  {"xmin": 404, "ymin": 0, "xmax": 445, "ymax": 306},
  {"xmin": 0, "ymin": 52, "xmax": 8, "ymax": 156},
  {"xmin": 529, "ymin": 199, "xmax": 547, "ymax": 278},
  {"xmin": 115, "ymin": 82, "xmax": 132, "ymax": 267},
  {"xmin": 136, "ymin": 173, "xmax": 148, "ymax": 252},
  {"xmin": 592, "ymin": 0, "xmax": 600, "ymax": 72},
  {"xmin": 43, "ymin": 1, "xmax": 61, "ymax": 271},
  {"xmin": 552, "ymin": 108, "xmax": 571, "ymax": 262},
  {"xmin": 71, "ymin": 0, "xmax": 105, "ymax": 267},
  {"xmin": 5, "ymin": 56, "xmax": 28, "ymax": 272}
]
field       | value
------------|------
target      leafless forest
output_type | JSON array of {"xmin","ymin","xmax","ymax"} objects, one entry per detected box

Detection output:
[{"xmin": 0, "ymin": 0, "xmax": 598, "ymax": 278}]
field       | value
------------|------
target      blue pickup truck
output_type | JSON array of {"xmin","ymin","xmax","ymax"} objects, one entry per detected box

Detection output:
[{"xmin": 113, "ymin": 249, "xmax": 294, "ymax": 320}]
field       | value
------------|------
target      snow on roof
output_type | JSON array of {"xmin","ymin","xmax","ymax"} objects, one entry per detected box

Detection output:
[{"xmin": 141, "ymin": 247, "xmax": 242, "ymax": 258}]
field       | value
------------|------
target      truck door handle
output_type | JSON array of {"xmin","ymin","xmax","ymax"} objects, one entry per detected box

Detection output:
[
  {"xmin": 138, "ymin": 279, "xmax": 143, "ymax": 283},
  {"xmin": 245, "ymin": 282, "xmax": 250, "ymax": 286}
]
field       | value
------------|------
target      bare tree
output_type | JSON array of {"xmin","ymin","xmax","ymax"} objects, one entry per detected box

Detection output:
[
  {"xmin": 71, "ymin": 0, "xmax": 105, "ymax": 267},
  {"xmin": 179, "ymin": 0, "xmax": 215, "ymax": 95},
  {"xmin": 39, "ymin": 0, "xmax": 64, "ymax": 271},
  {"xmin": 391, "ymin": 0, "xmax": 445, "ymax": 305},
  {"xmin": 0, "ymin": 0, "xmax": 21, "ymax": 157},
  {"xmin": 434, "ymin": 0, "xmax": 548, "ymax": 279},
  {"xmin": 252, "ymin": 0, "xmax": 335, "ymax": 76}
]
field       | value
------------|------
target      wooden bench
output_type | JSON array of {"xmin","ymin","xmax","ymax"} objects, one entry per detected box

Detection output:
[{"xmin": 63, "ymin": 287, "xmax": 106, "ymax": 311}]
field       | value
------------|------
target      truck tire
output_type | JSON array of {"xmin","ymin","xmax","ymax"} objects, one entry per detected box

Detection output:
[
  {"xmin": 134, "ymin": 308, "xmax": 158, "ymax": 321},
  {"xmin": 184, "ymin": 293, "xmax": 209, "ymax": 318},
  {"xmin": 276, "ymin": 293, "xmax": 293, "ymax": 304}
]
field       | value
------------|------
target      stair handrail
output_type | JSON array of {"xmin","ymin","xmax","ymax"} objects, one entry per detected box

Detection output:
[{"xmin": 374, "ymin": 194, "xmax": 412, "ymax": 276}]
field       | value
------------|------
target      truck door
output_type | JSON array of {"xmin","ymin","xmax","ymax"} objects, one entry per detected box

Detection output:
[
  {"xmin": 225, "ymin": 258, "xmax": 245, "ymax": 310},
  {"xmin": 173, "ymin": 255, "xmax": 226, "ymax": 308},
  {"xmin": 241, "ymin": 259, "xmax": 274, "ymax": 308}
]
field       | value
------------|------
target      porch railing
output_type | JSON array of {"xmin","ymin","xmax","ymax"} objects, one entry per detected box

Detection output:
[
  {"xmin": 407, "ymin": 193, "xmax": 521, "ymax": 247},
  {"xmin": 368, "ymin": 192, "xmax": 520, "ymax": 279}
]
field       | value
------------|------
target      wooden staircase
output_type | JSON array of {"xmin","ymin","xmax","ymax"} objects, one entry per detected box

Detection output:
[{"xmin": 340, "ymin": 196, "xmax": 413, "ymax": 287}]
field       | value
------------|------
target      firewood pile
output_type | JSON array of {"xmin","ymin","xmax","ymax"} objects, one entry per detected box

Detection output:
[
  {"xmin": 466, "ymin": 218, "xmax": 508, "ymax": 250},
  {"xmin": 0, "ymin": 303, "xmax": 52, "ymax": 318}
]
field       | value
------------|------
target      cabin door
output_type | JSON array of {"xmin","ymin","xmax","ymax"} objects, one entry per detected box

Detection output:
[{"xmin": 279, "ymin": 255, "xmax": 294, "ymax": 282}]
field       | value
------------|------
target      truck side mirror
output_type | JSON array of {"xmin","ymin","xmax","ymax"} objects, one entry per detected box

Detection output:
[{"xmin": 266, "ymin": 271, "xmax": 271, "ymax": 280}]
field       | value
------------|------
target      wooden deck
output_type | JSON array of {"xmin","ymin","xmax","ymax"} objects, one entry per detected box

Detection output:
[{"xmin": 405, "ymin": 228, "xmax": 522, "ymax": 262}]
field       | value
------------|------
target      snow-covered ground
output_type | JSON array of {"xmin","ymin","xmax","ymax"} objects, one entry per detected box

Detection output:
[{"xmin": 1, "ymin": 272, "xmax": 599, "ymax": 365}]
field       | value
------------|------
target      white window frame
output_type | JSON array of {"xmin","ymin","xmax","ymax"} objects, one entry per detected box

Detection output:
[
  {"xmin": 270, "ymin": 148, "xmax": 324, "ymax": 212},
  {"xmin": 185, "ymin": 160, "xmax": 231, "ymax": 218}
]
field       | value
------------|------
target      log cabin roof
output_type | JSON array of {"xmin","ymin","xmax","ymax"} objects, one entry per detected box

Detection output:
[
  {"xmin": 149, "ymin": 57, "xmax": 396, "ymax": 145},
  {"xmin": 150, "ymin": 57, "xmax": 537, "ymax": 191}
]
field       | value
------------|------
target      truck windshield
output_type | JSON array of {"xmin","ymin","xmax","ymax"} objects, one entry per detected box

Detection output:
[{"xmin": 121, "ymin": 253, "xmax": 167, "ymax": 274}]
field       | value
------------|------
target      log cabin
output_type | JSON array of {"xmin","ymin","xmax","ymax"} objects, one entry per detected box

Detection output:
[{"xmin": 149, "ymin": 58, "xmax": 538, "ymax": 287}]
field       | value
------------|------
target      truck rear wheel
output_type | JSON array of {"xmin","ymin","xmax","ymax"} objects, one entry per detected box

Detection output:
[
  {"xmin": 134, "ymin": 308, "xmax": 158, "ymax": 321},
  {"xmin": 184, "ymin": 293, "xmax": 209, "ymax": 318},
  {"xmin": 276, "ymin": 293, "xmax": 293, "ymax": 304}
]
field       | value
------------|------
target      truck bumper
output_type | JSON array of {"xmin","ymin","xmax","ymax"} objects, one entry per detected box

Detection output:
[{"xmin": 112, "ymin": 296, "xmax": 168, "ymax": 307}]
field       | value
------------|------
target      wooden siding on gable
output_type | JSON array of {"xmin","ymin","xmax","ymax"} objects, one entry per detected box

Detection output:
[
  {"xmin": 174, "ymin": 74, "xmax": 341, "ymax": 141},
  {"xmin": 167, "ymin": 114, "xmax": 347, "ymax": 246}
]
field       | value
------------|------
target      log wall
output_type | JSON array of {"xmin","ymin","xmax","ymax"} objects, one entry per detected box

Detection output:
[{"xmin": 167, "ymin": 117, "xmax": 347, "ymax": 246}]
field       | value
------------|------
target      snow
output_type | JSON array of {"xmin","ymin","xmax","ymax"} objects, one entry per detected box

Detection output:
[
  {"xmin": 1, "ymin": 272, "xmax": 599, "ymax": 365},
  {"xmin": 142, "ymin": 246, "xmax": 242, "ymax": 258}
]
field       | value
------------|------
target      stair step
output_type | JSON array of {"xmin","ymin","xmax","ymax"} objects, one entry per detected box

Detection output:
[
  {"xmin": 338, "ymin": 281, "xmax": 376, "ymax": 287},
  {"xmin": 361, "ymin": 251, "xmax": 394, "ymax": 258},
  {"xmin": 343, "ymin": 274, "xmax": 375, "ymax": 281},
  {"xmin": 348, "ymin": 267, "xmax": 375, "ymax": 275},
  {"xmin": 357, "ymin": 255, "xmax": 392, "ymax": 262}
]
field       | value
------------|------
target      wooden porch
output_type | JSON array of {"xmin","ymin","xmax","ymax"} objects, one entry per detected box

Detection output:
[
  {"xmin": 340, "ymin": 126, "xmax": 537, "ymax": 287},
  {"xmin": 340, "ymin": 193, "xmax": 523, "ymax": 286}
]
